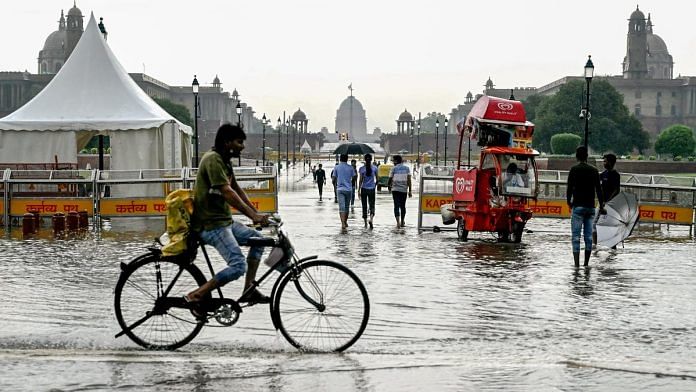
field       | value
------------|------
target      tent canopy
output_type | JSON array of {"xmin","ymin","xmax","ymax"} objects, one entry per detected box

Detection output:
[{"xmin": 0, "ymin": 13, "xmax": 191, "ymax": 170}]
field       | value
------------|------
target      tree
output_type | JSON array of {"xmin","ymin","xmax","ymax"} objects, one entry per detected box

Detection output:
[
  {"xmin": 532, "ymin": 80, "xmax": 650, "ymax": 154},
  {"xmin": 521, "ymin": 94, "xmax": 547, "ymax": 123},
  {"xmin": 550, "ymin": 133, "xmax": 582, "ymax": 155},
  {"xmin": 153, "ymin": 97, "xmax": 193, "ymax": 127},
  {"xmin": 654, "ymin": 125, "xmax": 696, "ymax": 158}
]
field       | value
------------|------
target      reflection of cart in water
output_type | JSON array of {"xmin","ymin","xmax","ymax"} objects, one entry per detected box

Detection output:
[{"xmin": 448, "ymin": 96, "xmax": 539, "ymax": 242}]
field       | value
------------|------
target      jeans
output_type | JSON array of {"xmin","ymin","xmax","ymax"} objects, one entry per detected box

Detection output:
[
  {"xmin": 392, "ymin": 191, "xmax": 407, "ymax": 220},
  {"xmin": 199, "ymin": 221, "xmax": 265, "ymax": 285},
  {"xmin": 337, "ymin": 190, "xmax": 352, "ymax": 213},
  {"xmin": 571, "ymin": 206, "xmax": 595, "ymax": 253},
  {"xmin": 360, "ymin": 188, "xmax": 376, "ymax": 219}
]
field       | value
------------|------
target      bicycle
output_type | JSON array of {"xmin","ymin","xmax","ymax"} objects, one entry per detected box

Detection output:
[{"xmin": 113, "ymin": 216, "xmax": 370, "ymax": 352}]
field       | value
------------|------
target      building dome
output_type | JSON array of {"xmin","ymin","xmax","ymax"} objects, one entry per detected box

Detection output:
[
  {"xmin": 212, "ymin": 75, "xmax": 220, "ymax": 85},
  {"xmin": 68, "ymin": 4, "xmax": 82, "ymax": 17},
  {"xmin": 338, "ymin": 96, "xmax": 365, "ymax": 113},
  {"xmin": 398, "ymin": 109, "xmax": 413, "ymax": 122},
  {"xmin": 629, "ymin": 6, "xmax": 645, "ymax": 21},
  {"xmin": 485, "ymin": 77, "xmax": 494, "ymax": 89},
  {"xmin": 292, "ymin": 108, "xmax": 307, "ymax": 121},
  {"xmin": 647, "ymin": 33, "xmax": 669, "ymax": 54},
  {"xmin": 43, "ymin": 30, "xmax": 66, "ymax": 52}
]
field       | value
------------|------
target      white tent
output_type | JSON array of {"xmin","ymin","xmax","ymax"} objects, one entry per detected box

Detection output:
[
  {"xmin": 300, "ymin": 139, "xmax": 312, "ymax": 153},
  {"xmin": 0, "ymin": 13, "xmax": 192, "ymax": 171}
]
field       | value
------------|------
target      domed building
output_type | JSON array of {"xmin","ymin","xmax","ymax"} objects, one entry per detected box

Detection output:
[
  {"xmin": 38, "ymin": 3, "xmax": 84, "ymax": 74},
  {"xmin": 395, "ymin": 109, "xmax": 413, "ymax": 135},
  {"xmin": 335, "ymin": 95, "xmax": 369, "ymax": 142},
  {"xmin": 646, "ymin": 14, "xmax": 673, "ymax": 79}
]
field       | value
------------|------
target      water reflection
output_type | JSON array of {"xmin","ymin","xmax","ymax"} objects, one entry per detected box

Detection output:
[{"xmin": 1, "ymin": 176, "xmax": 695, "ymax": 391}]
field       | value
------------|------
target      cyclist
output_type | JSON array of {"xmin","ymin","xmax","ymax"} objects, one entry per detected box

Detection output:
[{"xmin": 185, "ymin": 123, "xmax": 271, "ymax": 306}]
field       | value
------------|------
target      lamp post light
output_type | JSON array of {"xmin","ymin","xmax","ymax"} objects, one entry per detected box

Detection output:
[
  {"xmin": 444, "ymin": 117, "xmax": 449, "ymax": 166},
  {"xmin": 277, "ymin": 117, "xmax": 282, "ymax": 173},
  {"xmin": 435, "ymin": 118, "xmax": 440, "ymax": 166},
  {"xmin": 261, "ymin": 113, "xmax": 267, "ymax": 166},
  {"xmin": 236, "ymin": 102, "xmax": 242, "ymax": 126},
  {"xmin": 191, "ymin": 75, "xmax": 199, "ymax": 167},
  {"xmin": 582, "ymin": 55, "xmax": 594, "ymax": 148}
]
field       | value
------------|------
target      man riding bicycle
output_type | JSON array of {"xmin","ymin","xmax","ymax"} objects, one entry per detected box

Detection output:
[{"xmin": 185, "ymin": 123, "xmax": 271, "ymax": 306}]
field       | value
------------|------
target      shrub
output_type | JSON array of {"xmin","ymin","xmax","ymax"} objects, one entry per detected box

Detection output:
[
  {"xmin": 79, "ymin": 149, "xmax": 89, "ymax": 154},
  {"xmin": 649, "ymin": 155, "xmax": 656, "ymax": 160},
  {"xmin": 106, "ymin": 147, "xmax": 112, "ymax": 154},
  {"xmin": 688, "ymin": 156, "xmax": 695, "ymax": 162},
  {"xmin": 550, "ymin": 133, "xmax": 582, "ymax": 155},
  {"xmin": 90, "ymin": 147, "xmax": 98, "ymax": 154},
  {"xmin": 637, "ymin": 155, "xmax": 644, "ymax": 160},
  {"xmin": 655, "ymin": 125, "xmax": 696, "ymax": 158},
  {"xmin": 674, "ymin": 155, "xmax": 682, "ymax": 161}
]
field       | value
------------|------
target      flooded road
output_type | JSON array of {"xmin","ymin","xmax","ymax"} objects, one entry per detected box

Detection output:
[{"xmin": 1, "ymin": 165, "xmax": 695, "ymax": 391}]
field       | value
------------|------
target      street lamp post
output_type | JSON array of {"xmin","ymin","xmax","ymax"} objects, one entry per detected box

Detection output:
[
  {"xmin": 292, "ymin": 121, "xmax": 296, "ymax": 166},
  {"xmin": 582, "ymin": 55, "xmax": 594, "ymax": 148},
  {"xmin": 277, "ymin": 117, "xmax": 282, "ymax": 173},
  {"xmin": 417, "ymin": 114, "xmax": 421, "ymax": 165},
  {"xmin": 285, "ymin": 119, "xmax": 290, "ymax": 171},
  {"xmin": 235, "ymin": 102, "xmax": 243, "ymax": 165},
  {"xmin": 444, "ymin": 117, "xmax": 449, "ymax": 166},
  {"xmin": 435, "ymin": 118, "xmax": 440, "ymax": 166},
  {"xmin": 261, "ymin": 113, "xmax": 267, "ymax": 166},
  {"xmin": 191, "ymin": 75, "xmax": 199, "ymax": 167}
]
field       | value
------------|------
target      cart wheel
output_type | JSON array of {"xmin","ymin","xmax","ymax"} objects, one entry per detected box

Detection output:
[
  {"xmin": 377, "ymin": 185, "xmax": 382, "ymax": 192},
  {"xmin": 457, "ymin": 219, "xmax": 468, "ymax": 241},
  {"xmin": 497, "ymin": 231, "xmax": 510, "ymax": 242}
]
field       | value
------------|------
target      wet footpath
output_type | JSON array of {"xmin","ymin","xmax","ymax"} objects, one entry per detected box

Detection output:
[{"xmin": 1, "ymin": 164, "xmax": 695, "ymax": 391}]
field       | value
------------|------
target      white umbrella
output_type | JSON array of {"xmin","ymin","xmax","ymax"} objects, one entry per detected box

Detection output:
[{"xmin": 596, "ymin": 192, "xmax": 640, "ymax": 248}]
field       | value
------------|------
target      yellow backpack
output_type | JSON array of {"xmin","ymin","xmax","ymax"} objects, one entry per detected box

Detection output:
[{"xmin": 161, "ymin": 189, "xmax": 194, "ymax": 257}]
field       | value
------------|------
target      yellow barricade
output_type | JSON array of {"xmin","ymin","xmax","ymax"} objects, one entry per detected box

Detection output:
[{"xmin": 10, "ymin": 198, "xmax": 93, "ymax": 216}]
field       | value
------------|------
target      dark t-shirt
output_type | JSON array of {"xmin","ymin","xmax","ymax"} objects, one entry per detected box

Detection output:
[
  {"xmin": 600, "ymin": 169, "xmax": 620, "ymax": 201},
  {"xmin": 315, "ymin": 169, "xmax": 326, "ymax": 185},
  {"xmin": 191, "ymin": 150, "xmax": 233, "ymax": 231},
  {"xmin": 567, "ymin": 162, "xmax": 604, "ymax": 208}
]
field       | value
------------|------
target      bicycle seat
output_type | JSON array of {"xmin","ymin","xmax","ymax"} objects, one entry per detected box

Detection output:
[{"xmin": 246, "ymin": 237, "xmax": 276, "ymax": 247}]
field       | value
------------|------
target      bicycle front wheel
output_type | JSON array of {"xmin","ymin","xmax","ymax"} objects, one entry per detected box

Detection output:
[
  {"xmin": 273, "ymin": 259, "xmax": 370, "ymax": 352},
  {"xmin": 114, "ymin": 253, "xmax": 207, "ymax": 350}
]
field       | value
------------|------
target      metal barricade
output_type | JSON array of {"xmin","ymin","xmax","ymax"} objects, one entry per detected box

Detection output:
[
  {"xmin": 2, "ymin": 168, "xmax": 96, "ymax": 230},
  {"xmin": 417, "ymin": 165, "xmax": 457, "ymax": 232},
  {"xmin": 1, "ymin": 166, "xmax": 279, "ymax": 231},
  {"xmin": 417, "ymin": 168, "xmax": 696, "ymax": 235}
]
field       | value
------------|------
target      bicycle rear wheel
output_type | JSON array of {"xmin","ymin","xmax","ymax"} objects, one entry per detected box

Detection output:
[
  {"xmin": 114, "ymin": 253, "xmax": 207, "ymax": 350},
  {"xmin": 273, "ymin": 259, "xmax": 369, "ymax": 352}
]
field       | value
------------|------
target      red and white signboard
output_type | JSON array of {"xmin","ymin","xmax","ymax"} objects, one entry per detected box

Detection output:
[{"xmin": 452, "ymin": 168, "xmax": 477, "ymax": 202}]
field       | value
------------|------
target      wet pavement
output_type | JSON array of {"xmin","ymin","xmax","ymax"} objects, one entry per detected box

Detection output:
[{"xmin": 1, "ymin": 163, "xmax": 695, "ymax": 391}]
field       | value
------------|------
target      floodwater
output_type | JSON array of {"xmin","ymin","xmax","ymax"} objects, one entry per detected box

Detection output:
[{"xmin": 1, "ymin": 164, "xmax": 695, "ymax": 391}]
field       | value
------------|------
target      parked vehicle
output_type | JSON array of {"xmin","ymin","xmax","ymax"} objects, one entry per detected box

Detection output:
[
  {"xmin": 376, "ymin": 163, "xmax": 393, "ymax": 191},
  {"xmin": 447, "ymin": 96, "xmax": 539, "ymax": 242}
]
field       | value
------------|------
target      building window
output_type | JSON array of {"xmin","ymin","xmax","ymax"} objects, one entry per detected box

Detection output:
[
  {"xmin": 657, "ymin": 92, "xmax": 662, "ymax": 98},
  {"xmin": 635, "ymin": 91, "xmax": 642, "ymax": 99},
  {"xmin": 634, "ymin": 104, "xmax": 641, "ymax": 116},
  {"xmin": 671, "ymin": 105, "xmax": 677, "ymax": 116},
  {"xmin": 656, "ymin": 105, "xmax": 662, "ymax": 116},
  {"xmin": 672, "ymin": 91, "xmax": 677, "ymax": 98}
]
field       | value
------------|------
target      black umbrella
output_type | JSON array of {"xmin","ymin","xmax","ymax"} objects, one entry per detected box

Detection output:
[{"xmin": 332, "ymin": 142, "xmax": 375, "ymax": 155}]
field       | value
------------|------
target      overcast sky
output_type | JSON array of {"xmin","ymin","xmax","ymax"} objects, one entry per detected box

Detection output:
[{"xmin": 3, "ymin": 0, "xmax": 695, "ymax": 132}]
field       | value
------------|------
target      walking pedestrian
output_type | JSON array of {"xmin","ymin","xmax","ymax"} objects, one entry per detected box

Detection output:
[
  {"xmin": 593, "ymin": 153, "xmax": 621, "ymax": 247},
  {"xmin": 334, "ymin": 154, "xmax": 355, "ymax": 230},
  {"xmin": 330, "ymin": 162, "xmax": 339, "ymax": 203},
  {"xmin": 567, "ymin": 146, "xmax": 605, "ymax": 267},
  {"xmin": 350, "ymin": 159, "xmax": 358, "ymax": 211},
  {"xmin": 315, "ymin": 163, "xmax": 327, "ymax": 201},
  {"xmin": 358, "ymin": 153, "xmax": 377, "ymax": 229},
  {"xmin": 388, "ymin": 155, "xmax": 412, "ymax": 228},
  {"xmin": 312, "ymin": 165, "xmax": 317, "ymax": 183}
]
